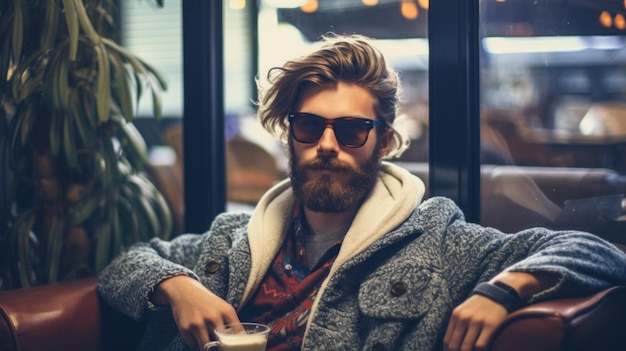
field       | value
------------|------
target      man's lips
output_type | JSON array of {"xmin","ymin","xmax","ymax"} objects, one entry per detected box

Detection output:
[
  {"xmin": 311, "ymin": 168, "xmax": 338, "ymax": 175},
  {"xmin": 305, "ymin": 166, "xmax": 349, "ymax": 178}
]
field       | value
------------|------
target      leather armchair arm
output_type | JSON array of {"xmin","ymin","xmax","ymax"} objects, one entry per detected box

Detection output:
[
  {"xmin": 1, "ymin": 279, "xmax": 625, "ymax": 351},
  {"xmin": 0, "ymin": 277, "xmax": 142, "ymax": 351},
  {"xmin": 489, "ymin": 285, "xmax": 626, "ymax": 351},
  {"xmin": 0, "ymin": 278, "xmax": 101, "ymax": 351}
]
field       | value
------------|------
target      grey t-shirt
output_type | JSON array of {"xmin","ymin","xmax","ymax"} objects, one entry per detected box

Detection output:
[{"xmin": 303, "ymin": 225, "xmax": 348, "ymax": 269}]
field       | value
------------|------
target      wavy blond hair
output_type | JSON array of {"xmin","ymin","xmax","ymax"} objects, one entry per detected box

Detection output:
[{"xmin": 255, "ymin": 33, "xmax": 409, "ymax": 158}]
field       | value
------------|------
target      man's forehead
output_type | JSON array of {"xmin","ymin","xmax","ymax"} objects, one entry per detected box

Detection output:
[{"xmin": 295, "ymin": 81, "xmax": 377, "ymax": 118}]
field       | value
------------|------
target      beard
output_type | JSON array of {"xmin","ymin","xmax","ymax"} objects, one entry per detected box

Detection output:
[{"xmin": 288, "ymin": 141, "xmax": 382, "ymax": 213}]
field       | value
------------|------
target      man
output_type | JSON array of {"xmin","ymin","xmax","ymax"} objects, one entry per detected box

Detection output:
[{"xmin": 98, "ymin": 34, "xmax": 626, "ymax": 351}]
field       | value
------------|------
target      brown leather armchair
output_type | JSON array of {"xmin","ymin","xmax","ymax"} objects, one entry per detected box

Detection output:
[{"xmin": 1, "ymin": 278, "xmax": 625, "ymax": 351}]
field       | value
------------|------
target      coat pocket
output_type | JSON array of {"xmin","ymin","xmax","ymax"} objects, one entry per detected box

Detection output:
[{"xmin": 358, "ymin": 265, "xmax": 442, "ymax": 320}]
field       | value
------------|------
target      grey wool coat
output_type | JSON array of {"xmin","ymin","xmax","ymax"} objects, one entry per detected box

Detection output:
[{"xmin": 98, "ymin": 162, "xmax": 626, "ymax": 351}]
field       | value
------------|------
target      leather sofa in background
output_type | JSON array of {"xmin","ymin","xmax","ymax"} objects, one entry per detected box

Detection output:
[
  {"xmin": 1, "ymin": 278, "xmax": 625, "ymax": 351},
  {"xmin": 396, "ymin": 161, "xmax": 626, "ymax": 242}
]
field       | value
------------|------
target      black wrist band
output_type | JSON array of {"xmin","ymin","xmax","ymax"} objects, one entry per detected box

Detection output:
[
  {"xmin": 492, "ymin": 280, "xmax": 523, "ymax": 301},
  {"xmin": 472, "ymin": 281, "xmax": 524, "ymax": 313}
]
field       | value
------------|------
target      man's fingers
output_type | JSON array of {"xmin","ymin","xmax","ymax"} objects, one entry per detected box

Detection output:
[
  {"xmin": 473, "ymin": 319, "xmax": 500, "ymax": 351},
  {"xmin": 180, "ymin": 330, "xmax": 199, "ymax": 350},
  {"xmin": 223, "ymin": 312, "xmax": 242, "ymax": 328},
  {"xmin": 201, "ymin": 310, "xmax": 240, "ymax": 346},
  {"xmin": 194, "ymin": 324, "xmax": 212, "ymax": 350},
  {"xmin": 460, "ymin": 323, "xmax": 481, "ymax": 351},
  {"xmin": 223, "ymin": 322, "xmax": 246, "ymax": 334},
  {"xmin": 442, "ymin": 317, "xmax": 456, "ymax": 348},
  {"xmin": 443, "ymin": 314, "xmax": 468, "ymax": 351}
]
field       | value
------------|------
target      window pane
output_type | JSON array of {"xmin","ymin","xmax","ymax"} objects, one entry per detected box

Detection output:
[
  {"xmin": 121, "ymin": 1, "xmax": 183, "ymax": 117},
  {"xmin": 480, "ymin": 0, "xmax": 626, "ymax": 245},
  {"xmin": 121, "ymin": 1, "xmax": 185, "ymax": 234}
]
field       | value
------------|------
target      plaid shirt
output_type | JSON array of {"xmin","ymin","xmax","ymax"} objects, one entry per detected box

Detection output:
[{"xmin": 238, "ymin": 207, "xmax": 342, "ymax": 351}]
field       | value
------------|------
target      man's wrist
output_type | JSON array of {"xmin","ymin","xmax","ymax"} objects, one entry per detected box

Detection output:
[
  {"xmin": 492, "ymin": 280, "xmax": 523, "ymax": 302},
  {"xmin": 491, "ymin": 271, "xmax": 560, "ymax": 302},
  {"xmin": 152, "ymin": 274, "xmax": 189, "ymax": 305},
  {"xmin": 472, "ymin": 281, "xmax": 524, "ymax": 313}
]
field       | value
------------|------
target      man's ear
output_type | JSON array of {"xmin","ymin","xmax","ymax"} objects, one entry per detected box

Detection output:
[{"xmin": 379, "ymin": 128, "xmax": 394, "ymax": 157}]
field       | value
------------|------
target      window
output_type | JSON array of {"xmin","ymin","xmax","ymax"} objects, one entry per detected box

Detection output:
[{"xmin": 479, "ymin": 0, "xmax": 626, "ymax": 242}]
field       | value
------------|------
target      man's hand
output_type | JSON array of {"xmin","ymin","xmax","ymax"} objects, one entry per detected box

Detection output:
[
  {"xmin": 443, "ymin": 271, "xmax": 558, "ymax": 351},
  {"xmin": 152, "ymin": 275, "xmax": 241, "ymax": 350},
  {"xmin": 442, "ymin": 294, "xmax": 508, "ymax": 351}
]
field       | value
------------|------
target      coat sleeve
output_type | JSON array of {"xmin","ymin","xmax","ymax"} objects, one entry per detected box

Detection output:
[
  {"xmin": 97, "ymin": 211, "xmax": 251, "ymax": 320},
  {"xmin": 97, "ymin": 233, "xmax": 205, "ymax": 320},
  {"xmin": 422, "ymin": 197, "xmax": 626, "ymax": 304}
]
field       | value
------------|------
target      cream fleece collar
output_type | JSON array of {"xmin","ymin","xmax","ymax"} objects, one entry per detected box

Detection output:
[{"xmin": 241, "ymin": 161, "xmax": 425, "ymax": 304}]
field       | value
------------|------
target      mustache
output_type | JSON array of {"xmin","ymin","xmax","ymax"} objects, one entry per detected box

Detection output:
[{"xmin": 299, "ymin": 157, "xmax": 355, "ymax": 172}]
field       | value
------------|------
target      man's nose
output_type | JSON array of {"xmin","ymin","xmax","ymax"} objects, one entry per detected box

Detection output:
[{"xmin": 317, "ymin": 125, "xmax": 340, "ymax": 152}]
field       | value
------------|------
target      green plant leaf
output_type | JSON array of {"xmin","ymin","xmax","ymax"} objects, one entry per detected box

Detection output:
[
  {"xmin": 62, "ymin": 0, "xmax": 79, "ymax": 61},
  {"xmin": 148, "ymin": 76, "xmax": 163, "ymax": 120},
  {"xmin": 56, "ymin": 52, "xmax": 70, "ymax": 110},
  {"xmin": 132, "ymin": 172, "xmax": 173, "ymax": 240},
  {"xmin": 7, "ymin": 107, "xmax": 23, "ymax": 169},
  {"xmin": 68, "ymin": 192, "xmax": 99, "ymax": 225},
  {"xmin": 0, "ymin": 9, "xmax": 14, "ymax": 80},
  {"xmin": 100, "ymin": 131, "xmax": 117, "ymax": 189},
  {"xmin": 11, "ymin": 0, "xmax": 24, "ymax": 64},
  {"xmin": 13, "ymin": 207, "xmax": 37, "ymax": 288},
  {"xmin": 93, "ymin": 216, "xmax": 111, "ymax": 274},
  {"xmin": 45, "ymin": 215, "xmax": 65, "ymax": 284},
  {"xmin": 43, "ymin": 45, "xmax": 70, "ymax": 112},
  {"xmin": 119, "ymin": 183, "xmax": 143, "ymax": 245},
  {"xmin": 41, "ymin": 1, "xmax": 60, "ymax": 51},
  {"xmin": 15, "ymin": 53, "xmax": 47, "ymax": 103},
  {"xmin": 95, "ymin": 43, "xmax": 111, "ymax": 122},
  {"xmin": 137, "ymin": 57, "xmax": 168, "ymax": 91},
  {"xmin": 71, "ymin": 88, "xmax": 97, "ymax": 151},
  {"xmin": 124, "ymin": 174, "xmax": 161, "ymax": 240},
  {"xmin": 134, "ymin": 71, "xmax": 144, "ymax": 108},
  {"xmin": 8, "ymin": 102, "xmax": 33, "ymax": 164},
  {"xmin": 63, "ymin": 108, "xmax": 79, "ymax": 169},
  {"xmin": 113, "ymin": 116, "xmax": 148, "ymax": 170},
  {"xmin": 10, "ymin": 49, "xmax": 48, "ymax": 103},
  {"xmin": 102, "ymin": 38, "xmax": 147, "ymax": 75},
  {"xmin": 109, "ymin": 51, "xmax": 134, "ymax": 122},
  {"xmin": 49, "ymin": 111, "xmax": 63, "ymax": 156},
  {"xmin": 77, "ymin": 82, "xmax": 98, "ymax": 131},
  {"xmin": 116, "ymin": 193, "xmax": 139, "ymax": 250},
  {"xmin": 74, "ymin": 0, "xmax": 101, "ymax": 44},
  {"xmin": 109, "ymin": 197, "xmax": 121, "ymax": 262}
]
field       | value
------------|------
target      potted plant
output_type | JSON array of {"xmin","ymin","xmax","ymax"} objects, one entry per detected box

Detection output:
[{"xmin": 0, "ymin": 0, "xmax": 172, "ymax": 289}]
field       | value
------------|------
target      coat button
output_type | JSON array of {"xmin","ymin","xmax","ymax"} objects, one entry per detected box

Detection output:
[
  {"xmin": 205, "ymin": 261, "xmax": 220, "ymax": 273},
  {"xmin": 391, "ymin": 281, "xmax": 407, "ymax": 296},
  {"xmin": 372, "ymin": 342, "xmax": 387, "ymax": 351}
]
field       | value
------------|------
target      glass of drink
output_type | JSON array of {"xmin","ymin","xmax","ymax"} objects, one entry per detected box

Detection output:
[{"xmin": 203, "ymin": 323, "xmax": 270, "ymax": 351}]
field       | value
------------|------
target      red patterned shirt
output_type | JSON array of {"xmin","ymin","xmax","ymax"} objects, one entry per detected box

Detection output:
[{"xmin": 238, "ymin": 207, "xmax": 342, "ymax": 351}]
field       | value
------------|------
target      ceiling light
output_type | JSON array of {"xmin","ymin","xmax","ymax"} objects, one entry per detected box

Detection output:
[{"xmin": 262, "ymin": 0, "xmax": 307, "ymax": 8}]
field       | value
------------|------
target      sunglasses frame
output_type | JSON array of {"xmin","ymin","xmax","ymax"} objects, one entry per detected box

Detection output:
[{"xmin": 288, "ymin": 112, "xmax": 385, "ymax": 148}]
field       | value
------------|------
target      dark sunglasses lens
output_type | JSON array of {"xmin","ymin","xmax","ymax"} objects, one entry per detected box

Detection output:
[
  {"xmin": 334, "ymin": 119, "xmax": 369, "ymax": 147},
  {"xmin": 292, "ymin": 114, "xmax": 325, "ymax": 143}
]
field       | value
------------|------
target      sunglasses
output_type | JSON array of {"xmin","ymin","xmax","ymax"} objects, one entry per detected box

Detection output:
[{"xmin": 288, "ymin": 112, "xmax": 384, "ymax": 148}]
